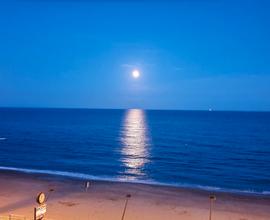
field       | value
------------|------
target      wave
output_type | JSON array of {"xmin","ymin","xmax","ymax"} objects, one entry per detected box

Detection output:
[
  {"xmin": 0, "ymin": 166, "xmax": 269, "ymax": 196},
  {"xmin": 0, "ymin": 137, "xmax": 7, "ymax": 140}
]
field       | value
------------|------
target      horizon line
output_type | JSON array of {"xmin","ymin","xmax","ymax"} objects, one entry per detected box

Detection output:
[{"xmin": 0, "ymin": 106, "xmax": 269, "ymax": 113}]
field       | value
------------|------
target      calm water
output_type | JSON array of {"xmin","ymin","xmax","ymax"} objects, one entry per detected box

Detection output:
[{"xmin": 0, "ymin": 108, "xmax": 270, "ymax": 194}]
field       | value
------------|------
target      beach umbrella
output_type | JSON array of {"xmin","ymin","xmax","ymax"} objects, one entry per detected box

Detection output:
[
  {"xmin": 209, "ymin": 195, "xmax": 216, "ymax": 220},
  {"xmin": 46, "ymin": 188, "xmax": 55, "ymax": 202},
  {"xmin": 121, "ymin": 194, "xmax": 132, "ymax": 220}
]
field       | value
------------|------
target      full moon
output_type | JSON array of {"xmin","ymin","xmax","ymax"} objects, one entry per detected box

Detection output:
[{"xmin": 132, "ymin": 70, "xmax": 140, "ymax": 78}]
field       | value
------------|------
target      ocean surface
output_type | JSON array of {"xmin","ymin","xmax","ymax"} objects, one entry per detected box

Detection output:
[{"xmin": 0, "ymin": 108, "xmax": 270, "ymax": 195}]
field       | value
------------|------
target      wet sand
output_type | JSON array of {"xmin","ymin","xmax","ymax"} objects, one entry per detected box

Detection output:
[{"xmin": 0, "ymin": 171, "xmax": 270, "ymax": 220}]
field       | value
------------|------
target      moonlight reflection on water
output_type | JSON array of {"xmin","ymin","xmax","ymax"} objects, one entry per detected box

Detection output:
[{"xmin": 120, "ymin": 109, "xmax": 150, "ymax": 180}]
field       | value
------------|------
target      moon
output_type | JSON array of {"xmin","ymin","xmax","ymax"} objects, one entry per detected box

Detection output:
[{"xmin": 132, "ymin": 70, "xmax": 140, "ymax": 78}]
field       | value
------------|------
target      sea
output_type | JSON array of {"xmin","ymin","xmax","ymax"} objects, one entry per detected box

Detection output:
[{"xmin": 0, "ymin": 108, "xmax": 270, "ymax": 195}]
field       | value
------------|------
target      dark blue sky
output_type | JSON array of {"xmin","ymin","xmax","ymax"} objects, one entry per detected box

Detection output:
[{"xmin": 0, "ymin": 1, "xmax": 269, "ymax": 111}]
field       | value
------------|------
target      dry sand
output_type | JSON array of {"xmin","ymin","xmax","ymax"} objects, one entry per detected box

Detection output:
[{"xmin": 0, "ymin": 171, "xmax": 269, "ymax": 220}]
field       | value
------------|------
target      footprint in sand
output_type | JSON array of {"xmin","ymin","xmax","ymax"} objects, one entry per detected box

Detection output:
[
  {"xmin": 58, "ymin": 201, "xmax": 79, "ymax": 207},
  {"xmin": 178, "ymin": 210, "xmax": 188, "ymax": 215},
  {"xmin": 108, "ymin": 197, "xmax": 119, "ymax": 201},
  {"xmin": 170, "ymin": 206, "xmax": 188, "ymax": 215}
]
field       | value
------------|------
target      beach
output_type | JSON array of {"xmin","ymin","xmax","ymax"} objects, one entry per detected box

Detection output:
[{"xmin": 0, "ymin": 171, "xmax": 269, "ymax": 220}]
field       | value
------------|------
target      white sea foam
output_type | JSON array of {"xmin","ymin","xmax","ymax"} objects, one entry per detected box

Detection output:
[{"xmin": 0, "ymin": 166, "xmax": 269, "ymax": 196}]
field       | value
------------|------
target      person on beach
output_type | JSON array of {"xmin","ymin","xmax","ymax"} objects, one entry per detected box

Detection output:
[{"xmin": 85, "ymin": 181, "xmax": 90, "ymax": 191}]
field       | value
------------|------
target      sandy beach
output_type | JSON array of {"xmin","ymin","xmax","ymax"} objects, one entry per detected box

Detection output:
[{"xmin": 0, "ymin": 171, "xmax": 269, "ymax": 220}]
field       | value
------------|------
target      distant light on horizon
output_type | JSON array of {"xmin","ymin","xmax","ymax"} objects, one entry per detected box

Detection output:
[{"xmin": 132, "ymin": 70, "xmax": 140, "ymax": 78}]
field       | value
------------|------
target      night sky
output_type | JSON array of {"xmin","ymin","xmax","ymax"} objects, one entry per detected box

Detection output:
[{"xmin": 0, "ymin": 0, "xmax": 269, "ymax": 111}]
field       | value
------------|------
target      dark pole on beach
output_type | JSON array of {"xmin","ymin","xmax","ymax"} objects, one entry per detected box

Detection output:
[
  {"xmin": 46, "ymin": 188, "xmax": 55, "ymax": 202},
  {"xmin": 209, "ymin": 195, "xmax": 216, "ymax": 220},
  {"xmin": 121, "ymin": 194, "xmax": 131, "ymax": 220}
]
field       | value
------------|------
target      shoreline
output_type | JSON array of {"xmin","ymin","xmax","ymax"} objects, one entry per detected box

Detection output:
[
  {"xmin": 0, "ymin": 170, "xmax": 270, "ymax": 220},
  {"xmin": 0, "ymin": 166, "xmax": 269, "ymax": 198}
]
